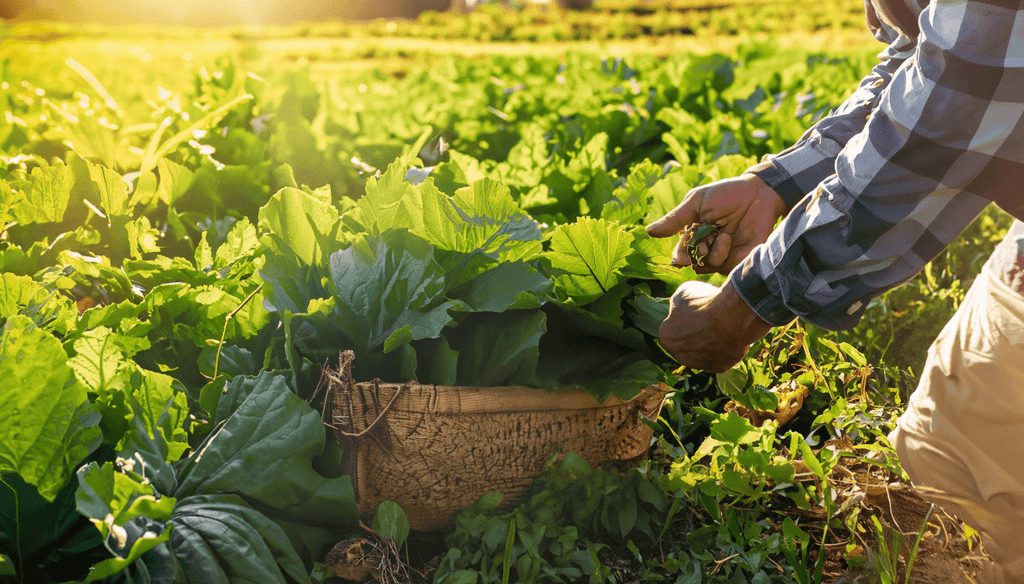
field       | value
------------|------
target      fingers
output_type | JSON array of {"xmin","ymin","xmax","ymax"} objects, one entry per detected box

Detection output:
[
  {"xmin": 646, "ymin": 188, "xmax": 702, "ymax": 238},
  {"xmin": 671, "ymin": 237, "xmax": 692, "ymax": 267},
  {"xmin": 705, "ymin": 232, "xmax": 732, "ymax": 270},
  {"xmin": 671, "ymin": 231, "xmax": 733, "ymax": 274},
  {"xmin": 660, "ymin": 346, "xmax": 745, "ymax": 373}
]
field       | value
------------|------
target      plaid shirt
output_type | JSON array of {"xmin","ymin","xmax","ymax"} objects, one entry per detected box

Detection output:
[{"xmin": 732, "ymin": 0, "xmax": 1024, "ymax": 330}]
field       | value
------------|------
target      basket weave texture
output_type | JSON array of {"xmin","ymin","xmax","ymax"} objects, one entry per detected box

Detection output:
[{"xmin": 328, "ymin": 351, "xmax": 670, "ymax": 530}]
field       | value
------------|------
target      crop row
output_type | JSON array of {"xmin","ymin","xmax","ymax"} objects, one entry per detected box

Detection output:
[{"xmin": 0, "ymin": 35, "xmax": 999, "ymax": 582}]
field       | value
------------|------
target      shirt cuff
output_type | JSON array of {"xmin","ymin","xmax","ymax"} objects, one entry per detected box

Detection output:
[
  {"xmin": 746, "ymin": 147, "xmax": 838, "ymax": 210},
  {"xmin": 728, "ymin": 256, "xmax": 797, "ymax": 328}
]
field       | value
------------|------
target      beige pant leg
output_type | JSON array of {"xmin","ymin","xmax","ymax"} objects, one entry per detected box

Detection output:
[{"xmin": 890, "ymin": 262, "xmax": 1024, "ymax": 584}]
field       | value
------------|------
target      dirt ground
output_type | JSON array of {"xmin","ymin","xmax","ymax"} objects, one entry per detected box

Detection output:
[{"xmin": 853, "ymin": 483, "xmax": 998, "ymax": 584}]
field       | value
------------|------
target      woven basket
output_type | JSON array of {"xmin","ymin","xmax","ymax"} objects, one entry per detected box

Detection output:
[{"xmin": 327, "ymin": 351, "xmax": 670, "ymax": 531}]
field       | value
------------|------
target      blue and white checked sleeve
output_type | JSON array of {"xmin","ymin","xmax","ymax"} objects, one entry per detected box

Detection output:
[
  {"xmin": 749, "ymin": 32, "xmax": 917, "ymax": 209},
  {"xmin": 732, "ymin": 0, "xmax": 1024, "ymax": 330}
]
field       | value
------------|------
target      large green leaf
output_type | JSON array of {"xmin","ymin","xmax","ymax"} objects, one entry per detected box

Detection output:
[
  {"xmin": 75, "ymin": 462, "xmax": 176, "ymax": 554},
  {"xmin": 0, "ymin": 470, "xmax": 105, "ymax": 584},
  {"xmin": 535, "ymin": 304, "xmax": 663, "ymax": 402},
  {"xmin": 625, "ymin": 285, "xmax": 670, "ymax": 338},
  {"xmin": 88, "ymin": 163, "xmax": 130, "ymax": 219},
  {"xmin": 448, "ymin": 178, "xmax": 543, "ymax": 259},
  {"xmin": 214, "ymin": 217, "xmax": 259, "ymax": 268},
  {"xmin": 351, "ymin": 158, "xmax": 419, "ymax": 236},
  {"xmin": 328, "ymin": 231, "xmax": 453, "ymax": 354},
  {"xmin": 0, "ymin": 315, "xmax": 100, "ymax": 501},
  {"xmin": 69, "ymin": 327, "xmax": 131, "ymax": 399},
  {"xmin": 172, "ymin": 371, "xmax": 359, "ymax": 527},
  {"xmin": 351, "ymin": 168, "xmax": 542, "ymax": 261},
  {"xmin": 448, "ymin": 261, "xmax": 551, "ymax": 313},
  {"xmin": 0, "ymin": 272, "xmax": 77, "ymax": 331},
  {"xmin": 600, "ymin": 160, "xmax": 664, "ymax": 225},
  {"xmin": 258, "ymin": 186, "xmax": 340, "ymax": 266},
  {"xmin": 138, "ymin": 495, "xmax": 310, "ymax": 584},
  {"xmin": 120, "ymin": 369, "xmax": 189, "ymax": 462},
  {"xmin": 543, "ymin": 217, "xmax": 633, "ymax": 304},
  {"xmin": 24, "ymin": 160, "xmax": 75, "ymax": 224},
  {"xmin": 448, "ymin": 310, "xmax": 546, "ymax": 387},
  {"xmin": 154, "ymin": 157, "xmax": 195, "ymax": 207}
]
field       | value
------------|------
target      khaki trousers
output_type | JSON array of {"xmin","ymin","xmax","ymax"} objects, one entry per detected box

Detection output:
[{"xmin": 891, "ymin": 225, "xmax": 1024, "ymax": 584}]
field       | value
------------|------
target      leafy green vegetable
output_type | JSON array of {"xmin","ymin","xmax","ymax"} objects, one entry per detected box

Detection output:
[
  {"xmin": 174, "ymin": 371, "xmax": 358, "ymax": 525},
  {"xmin": 259, "ymin": 186, "xmax": 341, "ymax": 267},
  {"xmin": 75, "ymin": 461, "xmax": 176, "ymax": 583},
  {"xmin": 544, "ymin": 217, "xmax": 633, "ymax": 304},
  {"xmin": 73, "ymin": 370, "xmax": 358, "ymax": 582},
  {"xmin": 24, "ymin": 160, "xmax": 74, "ymax": 224},
  {"xmin": 0, "ymin": 315, "xmax": 101, "ymax": 501},
  {"xmin": 449, "ymin": 309, "xmax": 546, "ymax": 387},
  {"xmin": 327, "ymin": 230, "xmax": 453, "ymax": 354}
]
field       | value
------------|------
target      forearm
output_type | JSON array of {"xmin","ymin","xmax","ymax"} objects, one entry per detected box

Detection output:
[{"xmin": 731, "ymin": 0, "xmax": 1024, "ymax": 330}]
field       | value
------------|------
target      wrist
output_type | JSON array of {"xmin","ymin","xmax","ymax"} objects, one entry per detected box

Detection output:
[
  {"xmin": 715, "ymin": 279, "xmax": 774, "ymax": 345},
  {"xmin": 740, "ymin": 170, "xmax": 788, "ymax": 219},
  {"xmin": 743, "ymin": 159, "xmax": 801, "ymax": 211}
]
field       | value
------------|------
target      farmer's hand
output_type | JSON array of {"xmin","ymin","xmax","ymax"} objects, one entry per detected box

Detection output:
[
  {"xmin": 659, "ymin": 280, "xmax": 773, "ymax": 373},
  {"xmin": 646, "ymin": 173, "xmax": 787, "ymax": 275}
]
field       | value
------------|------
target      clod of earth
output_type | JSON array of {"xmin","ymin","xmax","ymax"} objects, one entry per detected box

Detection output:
[{"xmin": 326, "ymin": 539, "xmax": 380, "ymax": 581}]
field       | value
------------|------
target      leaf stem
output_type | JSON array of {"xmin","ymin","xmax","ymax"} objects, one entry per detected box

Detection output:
[{"xmin": 213, "ymin": 284, "xmax": 262, "ymax": 380}]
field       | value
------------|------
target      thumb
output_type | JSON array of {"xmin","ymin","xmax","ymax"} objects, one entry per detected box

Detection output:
[{"xmin": 646, "ymin": 190, "xmax": 702, "ymax": 238}]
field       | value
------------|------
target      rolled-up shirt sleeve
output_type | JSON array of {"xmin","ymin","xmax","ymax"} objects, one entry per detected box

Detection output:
[
  {"xmin": 732, "ymin": 0, "xmax": 1024, "ymax": 330},
  {"xmin": 749, "ymin": 14, "xmax": 917, "ymax": 209}
]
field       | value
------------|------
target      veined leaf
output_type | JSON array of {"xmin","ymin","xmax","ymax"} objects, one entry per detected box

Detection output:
[
  {"xmin": 87, "ymin": 163, "xmax": 130, "ymax": 219},
  {"xmin": 173, "ymin": 371, "xmax": 359, "ymax": 526},
  {"xmin": 26, "ymin": 160, "xmax": 75, "ymax": 224},
  {"xmin": 214, "ymin": 217, "xmax": 259, "ymax": 267},
  {"xmin": 562, "ymin": 132, "xmax": 608, "ymax": 183},
  {"xmin": 328, "ymin": 231, "xmax": 452, "ymax": 354},
  {"xmin": 154, "ymin": 157, "xmax": 194, "ymax": 207},
  {"xmin": 75, "ymin": 462, "xmax": 176, "ymax": 584},
  {"xmin": 0, "ymin": 273, "xmax": 77, "ymax": 331},
  {"xmin": 352, "ymin": 158, "xmax": 419, "ymax": 236},
  {"xmin": 258, "ymin": 186, "xmax": 340, "ymax": 266},
  {"xmin": 0, "ymin": 315, "xmax": 100, "ymax": 501},
  {"xmin": 626, "ymin": 285, "xmax": 669, "ymax": 338},
  {"xmin": 351, "ymin": 169, "xmax": 542, "ymax": 261},
  {"xmin": 76, "ymin": 462, "xmax": 176, "ymax": 540},
  {"xmin": 372, "ymin": 501, "xmax": 411, "ymax": 547},
  {"xmin": 125, "ymin": 217, "xmax": 161, "ymax": 259},
  {"xmin": 535, "ymin": 304, "xmax": 661, "ymax": 401},
  {"xmin": 69, "ymin": 327, "xmax": 131, "ymax": 398},
  {"xmin": 139, "ymin": 93, "xmax": 254, "ymax": 175},
  {"xmin": 544, "ymin": 217, "xmax": 632, "ymax": 304},
  {"xmin": 136, "ymin": 495, "xmax": 309, "ymax": 584},
  {"xmin": 0, "ymin": 471, "xmax": 105, "ymax": 583},
  {"xmin": 121, "ymin": 369, "xmax": 189, "ymax": 462},
  {"xmin": 448, "ymin": 178, "xmax": 542, "ymax": 258},
  {"xmin": 448, "ymin": 261, "xmax": 551, "ymax": 313},
  {"xmin": 601, "ymin": 160, "xmax": 663, "ymax": 225},
  {"xmin": 449, "ymin": 309, "xmax": 546, "ymax": 387}
]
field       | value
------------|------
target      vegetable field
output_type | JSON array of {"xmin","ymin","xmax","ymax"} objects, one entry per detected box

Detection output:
[{"xmin": 0, "ymin": 3, "xmax": 1010, "ymax": 583}]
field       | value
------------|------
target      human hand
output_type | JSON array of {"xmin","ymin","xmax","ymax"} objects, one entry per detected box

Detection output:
[
  {"xmin": 646, "ymin": 173, "xmax": 787, "ymax": 275},
  {"xmin": 659, "ymin": 280, "xmax": 773, "ymax": 373}
]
